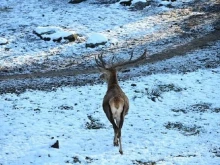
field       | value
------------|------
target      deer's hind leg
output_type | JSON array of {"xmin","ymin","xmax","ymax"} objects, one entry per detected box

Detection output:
[
  {"xmin": 118, "ymin": 109, "xmax": 125, "ymax": 155},
  {"xmin": 113, "ymin": 128, "xmax": 119, "ymax": 146},
  {"xmin": 103, "ymin": 104, "xmax": 118, "ymax": 146},
  {"xmin": 118, "ymin": 129, "xmax": 123, "ymax": 154}
]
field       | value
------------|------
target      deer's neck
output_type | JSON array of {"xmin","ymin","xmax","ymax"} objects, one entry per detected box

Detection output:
[{"xmin": 107, "ymin": 72, "xmax": 119, "ymax": 89}]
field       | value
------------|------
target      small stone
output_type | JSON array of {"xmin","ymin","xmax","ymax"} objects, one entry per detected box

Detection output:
[
  {"xmin": 51, "ymin": 140, "xmax": 59, "ymax": 149},
  {"xmin": 130, "ymin": 1, "xmax": 151, "ymax": 11},
  {"xmin": 86, "ymin": 33, "xmax": 108, "ymax": 48},
  {"xmin": 0, "ymin": 37, "xmax": 8, "ymax": 45},
  {"xmin": 69, "ymin": 0, "xmax": 86, "ymax": 4},
  {"xmin": 33, "ymin": 26, "xmax": 77, "ymax": 43},
  {"xmin": 64, "ymin": 34, "xmax": 78, "ymax": 42},
  {"xmin": 131, "ymin": 83, "xmax": 137, "ymax": 87},
  {"xmin": 120, "ymin": 0, "xmax": 132, "ymax": 6}
]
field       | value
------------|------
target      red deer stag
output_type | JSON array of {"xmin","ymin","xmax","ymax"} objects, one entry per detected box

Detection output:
[{"xmin": 95, "ymin": 50, "xmax": 147, "ymax": 154}]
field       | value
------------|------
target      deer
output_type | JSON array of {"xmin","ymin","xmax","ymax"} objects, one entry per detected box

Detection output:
[{"xmin": 95, "ymin": 49, "xmax": 147, "ymax": 154}]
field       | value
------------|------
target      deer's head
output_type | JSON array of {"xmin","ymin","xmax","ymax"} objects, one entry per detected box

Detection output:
[{"xmin": 95, "ymin": 50, "xmax": 148, "ymax": 80}]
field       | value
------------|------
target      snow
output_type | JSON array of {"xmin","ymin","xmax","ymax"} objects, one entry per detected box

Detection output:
[
  {"xmin": 1, "ymin": 67, "xmax": 220, "ymax": 164},
  {"xmin": 159, "ymin": 1, "xmax": 171, "ymax": 5},
  {"xmin": 132, "ymin": 0, "xmax": 146, "ymax": 3},
  {"xmin": 0, "ymin": 0, "xmax": 220, "ymax": 164},
  {"xmin": 34, "ymin": 26, "xmax": 74, "ymax": 38},
  {"xmin": 34, "ymin": 27, "xmax": 63, "ymax": 35},
  {"xmin": 1, "ymin": 0, "xmax": 215, "ymax": 74},
  {"xmin": 34, "ymin": 26, "xmax": 76, "ymax": 41},
  {"xmin": 86, "ymin": 33, "xmax": 108, "ymax": 45},
  {"xmin": 0, "ymin": 37, "xmax": 8, "ymax": 45}
]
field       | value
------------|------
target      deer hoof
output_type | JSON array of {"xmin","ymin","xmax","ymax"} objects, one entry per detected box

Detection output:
[
  {"xmin": 119, "ymin": 150, "xmax": 123, "ymax": 155},
  {"xmin": 114, "ymin": 141, "xmax": 119, "ymax": 146}
]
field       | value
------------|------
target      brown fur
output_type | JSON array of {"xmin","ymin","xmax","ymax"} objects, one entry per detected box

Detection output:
[
  {"xmin": 95, "ymin": 50, "xmax": 147, "ymax": 154},
  {"xmin": 110, "ymin": 97, "xmax": 124, "ymax": 109},
  {"xmin": 101, "ymin": 69, "xmax": 129, "ymax": 155}
]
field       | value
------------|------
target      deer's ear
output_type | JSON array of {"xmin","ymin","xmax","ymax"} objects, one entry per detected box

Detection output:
[
  {"xmin": 100, "ymin": 73, "xmax": 106, "ymax": 79},
  {"xmin": 100, "ymin": 73, "xmax": 109, "ymax": 82}
]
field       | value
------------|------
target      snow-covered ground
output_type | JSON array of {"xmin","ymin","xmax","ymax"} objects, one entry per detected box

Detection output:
[
  {"xmin": 1, "ymin": 0, "xmax": 220, "ymax": 164},
  {"xmin": 1, "ymin": 65, "xmax": 220, "ymax": 164},
  {"xmin": 0, "ymin": 0, "xmax": 218, "ymax": 74},
  {"xmin": 0, "ymin": 40, "xmax": 220, "ymax": 165}
]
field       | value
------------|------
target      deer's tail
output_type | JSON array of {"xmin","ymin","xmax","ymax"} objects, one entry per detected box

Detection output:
[{"xmin": 109, "ymin": 97, "xmax": 124, "ymax": 128}]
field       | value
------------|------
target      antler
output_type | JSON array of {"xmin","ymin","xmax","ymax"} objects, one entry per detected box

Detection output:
[
  {"xmin": 95, "ymin": 52, "xmax": 107, "ymax": 69},
  {"xmin": 111, "ymin": 49, "xmax": 148, "ymax": 69},
  {"xmin": 95, "ymin": 49, "xmax": 148, "ymax": 70}
]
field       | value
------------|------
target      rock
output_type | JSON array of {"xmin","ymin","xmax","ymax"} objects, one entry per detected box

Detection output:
[
  {"xmin": 86, "ymin": 33, "xmax": 108, "ymax": 48},
  {"xmin": 64, "ymin": 34, "xmax": 78, "ymax": 42},
  {"xmin": 33, "ymin": 26, "xmax": 78, "ymax": 42},
  {"xmin": 51, "ymin": 140, "xmax": 59, "ymax": 149},
  {"xmin": 158, "ymin": 3, "xmax": 173, "ymax": 8},
  {"xmin": 92, "ymin": 0, "xmax": 120, "ymax": 4},
  {"xmin": 120, "ymin": 0, "xmax": 132, "ymax": 6},
  {"xmin": 158, "ymin": 0, "xmax": 174, "ymax": 8},
  {"xmin": 0, "ymin": 37, "xmax": 8, "ymax": 45},
  {"xmin": 130, "ymin": 0, "xmax": 151, "ymax": 10},
  {"xmin": 131, "ymin": 83, "xmax": 137, "ymax": 87},
  {"xmin": 69, "ymin": 0, "xmax": 86, "ymax": 4}
]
